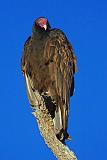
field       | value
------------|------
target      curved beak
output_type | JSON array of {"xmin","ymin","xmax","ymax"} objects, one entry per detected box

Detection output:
[{"xmin": 43, "ymin": 24, "xmax": 47, "ymax": 30}]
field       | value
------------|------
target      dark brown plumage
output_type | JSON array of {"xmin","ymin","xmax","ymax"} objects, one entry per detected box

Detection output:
[{"xmin": 21, "ymin": 17, "xmax": 77, "ymax": 143}]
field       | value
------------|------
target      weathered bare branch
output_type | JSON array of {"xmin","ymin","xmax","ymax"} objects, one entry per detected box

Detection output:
[
  {"xmin": 24, "ymin": 73, "xmax": 77, "ymax": 160},
  {"xmin": 32, "ymin": 91, "xmax": 77, "ymax": 160}
]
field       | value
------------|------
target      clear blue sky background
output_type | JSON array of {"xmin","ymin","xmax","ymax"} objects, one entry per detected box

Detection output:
[{"xmin": 0, "ymin": 0, "xmax": 107, "ymax": 160}]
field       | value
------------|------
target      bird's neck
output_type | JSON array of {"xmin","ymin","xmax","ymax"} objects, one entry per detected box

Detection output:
[{"xmin": 32, "ymin": 29, "xmax": 48, "ymax": 40}]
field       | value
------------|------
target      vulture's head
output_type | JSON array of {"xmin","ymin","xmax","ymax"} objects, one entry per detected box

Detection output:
[{"xmin": 33, "ymin": 17, "xmax": 51, "ymax": 33}]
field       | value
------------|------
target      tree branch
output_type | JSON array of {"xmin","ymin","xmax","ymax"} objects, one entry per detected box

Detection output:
[
  {"xmin": 32, "ymin": 91, "xmax": 77, "ymax": 160},
  {"xmin": 24, "ymin": 73, "xmax": 77, "ymax": 159}
]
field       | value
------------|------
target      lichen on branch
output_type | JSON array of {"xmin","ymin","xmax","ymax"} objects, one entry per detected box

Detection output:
[
  {"xmin": 25, "ymin": 73, "xmax": 77, "ymax": 160},
  {"xmin": 32, "ymin": 91, "xmax": 77, "ymax": 160}
]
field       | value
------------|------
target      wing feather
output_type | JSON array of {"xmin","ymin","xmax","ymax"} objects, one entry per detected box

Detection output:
[{"xmin": 44, "ymin": 29, "xmax": 77, "ymax": 140}]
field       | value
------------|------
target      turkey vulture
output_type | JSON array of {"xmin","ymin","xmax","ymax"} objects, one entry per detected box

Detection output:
[{"xmin": 21, "ymin": 17, "xmax": 77, "ymax": 143}]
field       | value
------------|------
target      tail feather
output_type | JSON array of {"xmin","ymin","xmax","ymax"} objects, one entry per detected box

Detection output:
[{"xmin": 53, "ymin": 107, "xmax": 63, "ymax": 135}]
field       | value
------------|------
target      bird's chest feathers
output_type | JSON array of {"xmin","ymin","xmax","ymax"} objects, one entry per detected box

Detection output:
[
  {"xmin": 32, "ymin": 40, "xmax": 45, "ymax": 58},
  {"xmin": 30, "ymin": 37, "xmax": 50, "ymax": 78}
]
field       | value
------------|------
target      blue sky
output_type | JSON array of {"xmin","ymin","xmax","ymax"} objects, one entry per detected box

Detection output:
[{"xmin": 0, "ymin": 0, "xmax": 107, "ymax": 159}]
